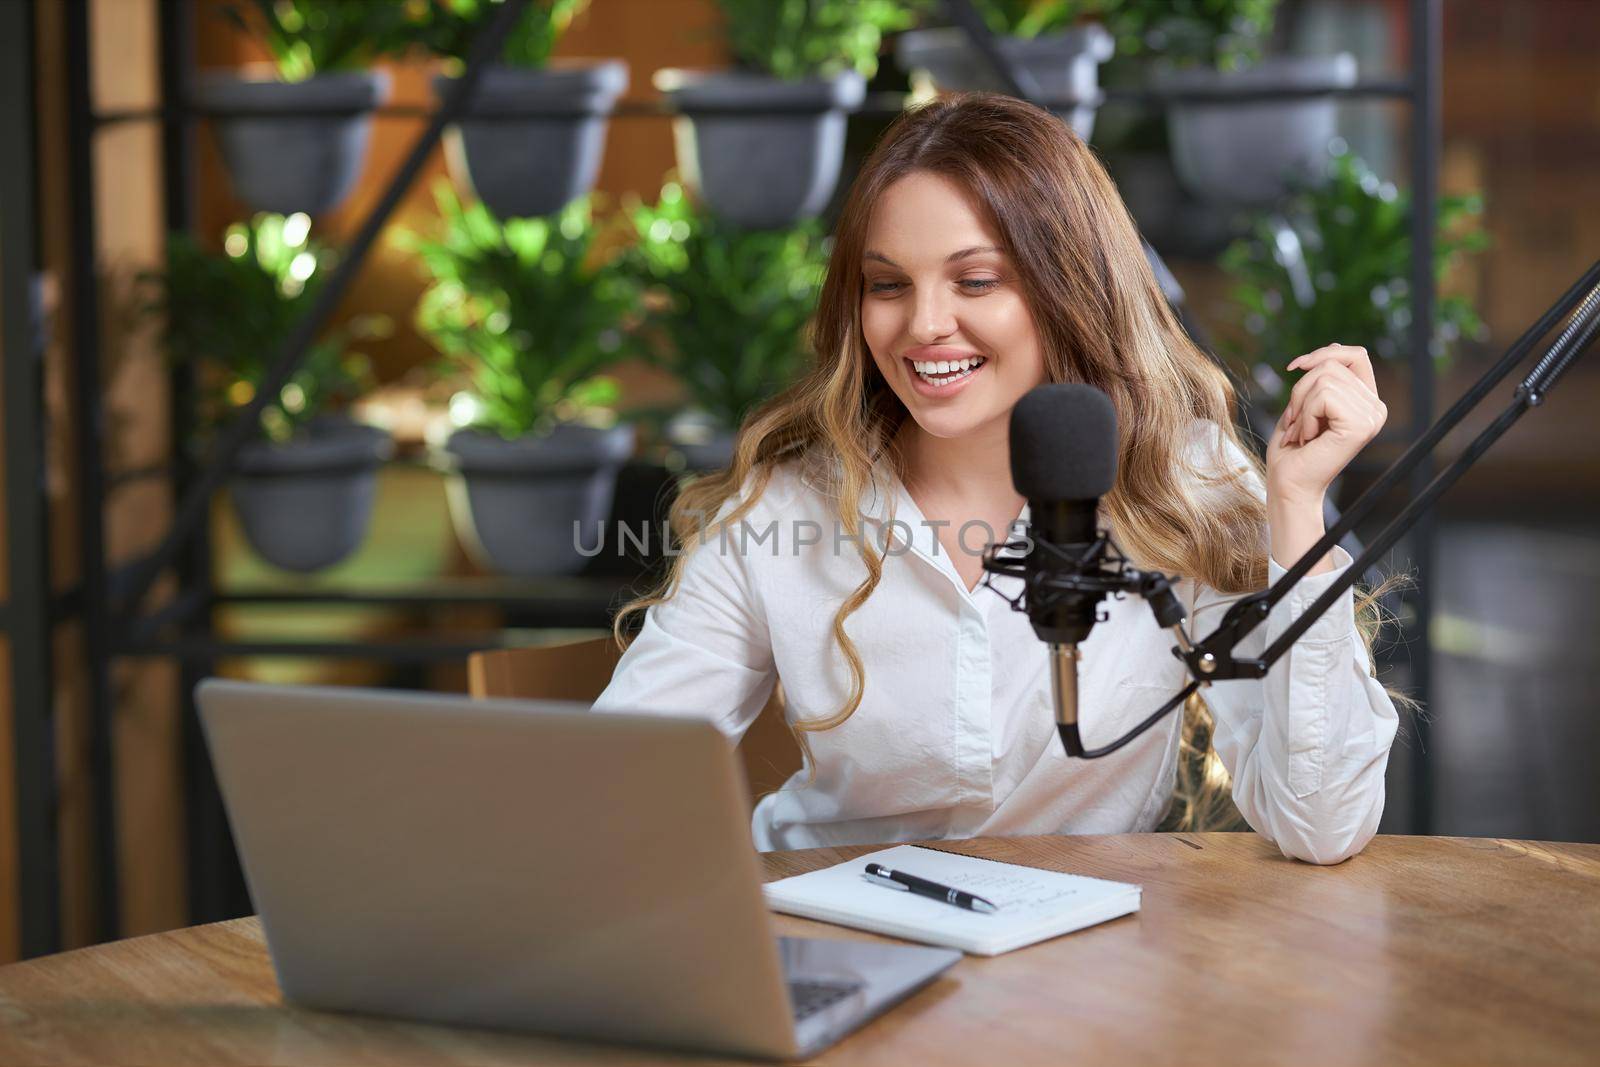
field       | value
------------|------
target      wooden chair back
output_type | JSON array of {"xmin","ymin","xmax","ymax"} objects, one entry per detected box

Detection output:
[
  {"xmin": 466, "ymin": 638, "xmax": 801, "ymax": 810},
  {"xmin": 467, "ymin": 641, "xmax": 1237, "ymax": 832}
]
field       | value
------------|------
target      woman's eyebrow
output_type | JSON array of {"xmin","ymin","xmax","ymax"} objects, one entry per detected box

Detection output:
[{"xmin": 863, "ymin": 245, "xmax": 1004, "ymax": 268}]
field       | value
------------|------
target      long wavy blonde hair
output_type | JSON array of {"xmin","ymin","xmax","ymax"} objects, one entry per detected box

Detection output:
[{"xmin": 618, "ymin": 92, "xmax": 1406, "ymax": 832}]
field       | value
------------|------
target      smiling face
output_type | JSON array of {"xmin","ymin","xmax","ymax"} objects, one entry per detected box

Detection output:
[{"xmin": 860, "ymin": 171, "xmax": 1048, "ymax": 443}]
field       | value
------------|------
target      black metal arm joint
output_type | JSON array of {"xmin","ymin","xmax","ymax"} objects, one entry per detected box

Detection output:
[{"xmin": 1178, "ymin": 595, "xmax": 1273, "ymax": 682}]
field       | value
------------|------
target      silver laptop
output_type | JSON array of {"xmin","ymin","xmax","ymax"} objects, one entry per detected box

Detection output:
[{"xmin": 196, "ymin": 678, "xmax": 960, "ymax": 1061}]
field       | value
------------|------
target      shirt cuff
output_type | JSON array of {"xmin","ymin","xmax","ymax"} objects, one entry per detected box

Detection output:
[{"xmin": 1267, "ymin": 543, "xmax": 1357, "ymax": 643}]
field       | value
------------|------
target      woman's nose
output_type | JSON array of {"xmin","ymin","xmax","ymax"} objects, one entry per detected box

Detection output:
[{"xmin": 909, "ymin": 286, "xmax": 958, "ymax": 343}]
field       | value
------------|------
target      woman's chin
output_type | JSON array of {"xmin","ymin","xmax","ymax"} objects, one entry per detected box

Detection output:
[
  {"xmin": 903, "ymin": 403, "xmax": 995, "ymax": 441},
  {"xmin": 886, "ymin": 364, "xmax": 1020, "ymax": 441}
]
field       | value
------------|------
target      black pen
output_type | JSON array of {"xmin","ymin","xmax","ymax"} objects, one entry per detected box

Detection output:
[{"xmin": 863, "ymin": 863, "xmax": 999, "ymax": 914}]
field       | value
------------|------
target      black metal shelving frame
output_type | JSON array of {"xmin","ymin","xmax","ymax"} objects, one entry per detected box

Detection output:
[{"xmin": 1, "ymin": 0, "xmax": 1443, "ymax": 957}]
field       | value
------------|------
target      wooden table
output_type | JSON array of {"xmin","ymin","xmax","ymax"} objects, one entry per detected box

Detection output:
[{"xmin": 1, "ymin": 833, "xmax": 1596, "ymax": 1065}]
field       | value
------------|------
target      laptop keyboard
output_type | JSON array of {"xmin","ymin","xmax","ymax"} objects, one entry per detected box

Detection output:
[{"xmin": 787, "ymin": 979, "xmax": 865, "ymax": 1021}]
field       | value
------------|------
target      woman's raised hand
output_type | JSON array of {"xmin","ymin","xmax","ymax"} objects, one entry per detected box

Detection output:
[{"xmin": 1267, "ymin": 343, "xmax": 1388, "ymax": 508}]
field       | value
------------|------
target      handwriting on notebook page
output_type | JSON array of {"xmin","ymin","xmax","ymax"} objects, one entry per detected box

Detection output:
[{"xmin": 908, "ymin": 868, "xmax": 1088, "ymax": 915}]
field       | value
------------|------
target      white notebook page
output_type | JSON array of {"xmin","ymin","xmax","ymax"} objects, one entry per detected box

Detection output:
[{"xmin": 763, "ymin": 844, "xmax": 1141, "ymax": 956}]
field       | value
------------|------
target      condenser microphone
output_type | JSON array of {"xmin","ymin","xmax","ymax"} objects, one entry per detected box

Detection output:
[{"xmin": 1008, "ymin": 384, "xmax": 1120, "ymax": 745}]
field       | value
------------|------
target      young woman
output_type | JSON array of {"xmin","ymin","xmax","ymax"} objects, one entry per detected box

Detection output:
[{"xmin": 594, "ymin": 93, "xmax": 1400, "ymax": 865}]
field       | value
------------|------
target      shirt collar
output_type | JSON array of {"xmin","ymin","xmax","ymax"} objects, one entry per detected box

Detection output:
[{"xmin": 796, "ymin": 450, "xmax": 1030, "ymax": 595}]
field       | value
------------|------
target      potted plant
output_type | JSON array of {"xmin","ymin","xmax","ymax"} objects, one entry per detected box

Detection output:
[
  {"xmin": 1135, "ymin": 0, "xmax": 1359, "ymax": 208},
  {"xmin": 195, "ymin": 0, "xmax": 408, "ymax": 216},
  {"xmin": 406, "ymin": 184, "xmax": 636, "ymax": 577},
  {"xmin": 623, "ymin": 179, "xmax": 827, "ymax": 471},
  {"xmin": 656, "ymin": 0, "xmax": 916, "ymax": 229},
  {"xmin": 1219, "ymin": 147, "xmax": 1488, "ymax": 437},
  {"xmin": 408, "ymin": 0, "xmax": 629, "ymax": 220},
  {"xmin": 894, "ymin": 0, "xmax": 1113, "ymax": 140},
  {"xmin": 145, "ymin": 213, "xmax": 394, "ymax": 573},
  {"xmin": 1072, "ymin": 1, "xmax": 1258, "ymax": 257}
]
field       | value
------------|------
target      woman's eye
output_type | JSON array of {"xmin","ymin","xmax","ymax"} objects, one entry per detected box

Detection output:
[{"xmin": 865, "ymin": 279, "xmax": 999, "ymax": 295}]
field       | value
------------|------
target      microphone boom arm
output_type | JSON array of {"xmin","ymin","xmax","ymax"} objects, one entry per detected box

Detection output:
[
  {"xmin": 986, "ymin": 257, "xmax": 1600, "ymax": 758},
  {"xmin": 1188, "ymin": 257, "xmax": 1600, "ymax": 685}
]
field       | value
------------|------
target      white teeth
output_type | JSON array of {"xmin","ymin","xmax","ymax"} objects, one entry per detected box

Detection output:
[
  {"xmin": 912, "ymin": 356, "xmax": 982, "ymax": 374},
  {"xmin": 912, "ymin": 355, "xmax": 985, "ymax": 387}
]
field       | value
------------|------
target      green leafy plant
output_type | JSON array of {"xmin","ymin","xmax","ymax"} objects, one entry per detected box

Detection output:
[
  {"xmin": 965, "ymin": 0, "xmax": 1105, "ymax": 39},
  {"xmin": 1105, "ymin": 0, "xmax": 1277, "ymax": 69},
  {"xmin": 623, "ymin": 180, "xmax": 827, "ymax": 433},
  {"xmin": 406, "ymin": 183, "xmax": 633, "ymax": 438},
  {"xmin": 1220, "ymin": 148, "xmax": 1489, "ymax": 408},
  {"xmin": 404, "ymin": 0, "xmax": 589, "ymax": 70},
  {"xmin": 221, "ymin": 0, "xmax": 414, "ymax": 82},
  {"xmin": 717, "ymin": 0, "xmax": 920, "ymax": 80},
  {"xmin": 144, "ymin": 213, "xmax": 383, "ymax": 443},
  {"xmin": 940, "ymin": 1, "xmax": 1275, "ymax": 66}
]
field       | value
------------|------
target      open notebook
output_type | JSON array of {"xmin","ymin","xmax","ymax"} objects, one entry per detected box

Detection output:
[{"xmin": 762, "ymin": 844, "xmax": 1141, "ymax": 957}]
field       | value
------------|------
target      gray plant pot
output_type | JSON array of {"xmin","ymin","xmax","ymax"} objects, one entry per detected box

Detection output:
[
  {"xmin": 656, "ymin": 68, "xmax": 865, "ymax": 229},
  {"xmin": 434, "ymin": 60, "xmax": 628, "ymax": 220},
  {"xmin": 1154, "ymin": 54, "xmax": 1358, "ymax": 208},
  {"xmin": 442, "ymin": 423, "xmax": 635, "ymax": 577},
  {"xmin": 894, "ymin": 25, "xmax": 1113, "ymax": 140},
  {"xmin": 230, "ymin": 418, "xmax": 393, "ymax": 573},
  {"xmin": 193, "ymin": 70, "xmax": 388, "ymax": 216}
]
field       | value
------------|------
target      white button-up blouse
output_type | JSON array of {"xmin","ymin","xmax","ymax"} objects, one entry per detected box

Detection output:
[{"xmin": 593, "ymin": 420, "xmax": 1400, "ymax": 865}]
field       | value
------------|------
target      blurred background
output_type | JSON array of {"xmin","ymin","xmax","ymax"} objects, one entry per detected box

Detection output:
[{"xmin": 1, "ymin": 0, "xmax": 1596, "ymax": 962}]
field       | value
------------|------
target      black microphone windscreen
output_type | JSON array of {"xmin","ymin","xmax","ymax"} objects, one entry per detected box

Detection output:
[{"xmin": 1009, "ymin": 384, "xmax": 1119, "ymax": 500}]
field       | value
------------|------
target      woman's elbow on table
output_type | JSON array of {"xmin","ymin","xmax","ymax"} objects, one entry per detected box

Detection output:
[
  {"xmin": 1277, "ymin": 809, "xmax": 1383, "ymax": 866},
  {"xmin": 1229, "ymin": 750, "xmax": 1389, "ymax": 865}
]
